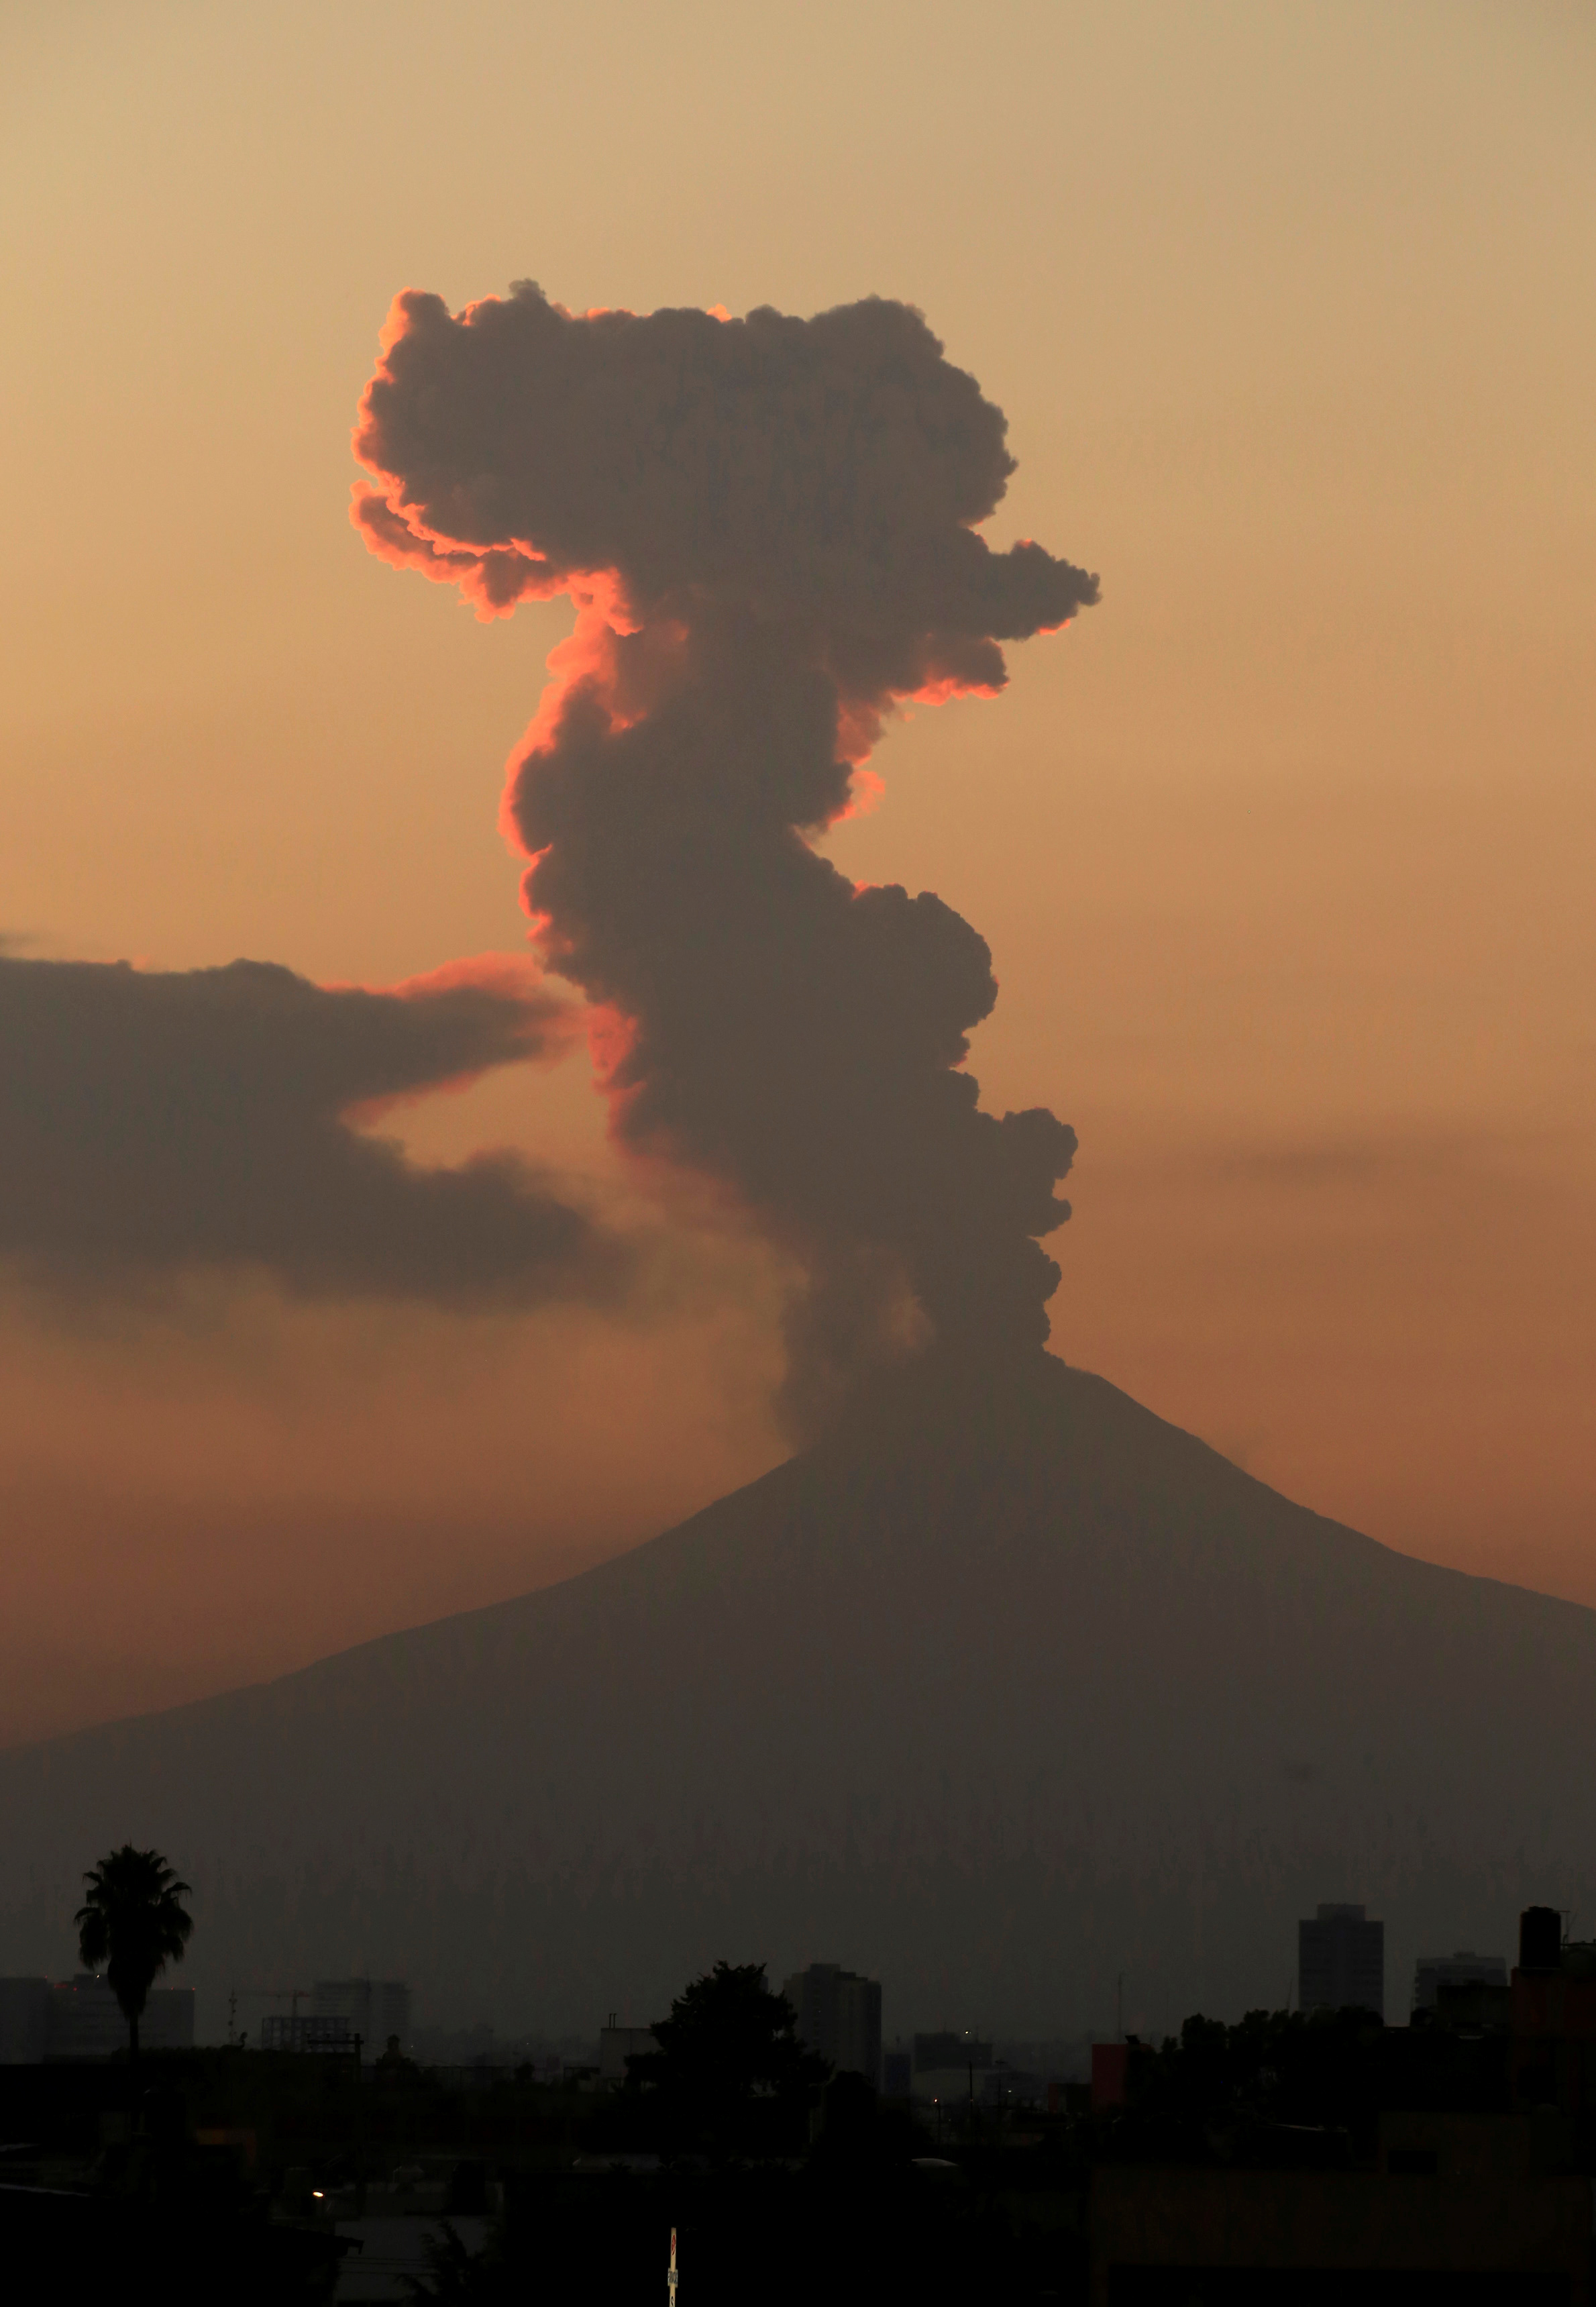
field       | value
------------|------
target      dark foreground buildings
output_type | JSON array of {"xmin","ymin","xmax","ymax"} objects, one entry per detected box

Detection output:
[
  {"xmin": 1093, "ymin": 2122, "xmax": 1587, "ymax": 2307},
  {"xmin": 9, "ymin": 1910, "xmax": 1596, "ymax": 2302},
  {"xmin": 1092, "ymin": 2115, "xmax": 1591, "ymax": 2304},
  {"xmin": 1093, "ymin": 1906, "xmax": 1596, "ymax": 2304}
]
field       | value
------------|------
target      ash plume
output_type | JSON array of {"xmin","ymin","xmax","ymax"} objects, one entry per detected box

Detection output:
[
  {"xmin": 354, "ymin": 285, "xmax": 1097, "ymax": 1425},
  {"xmin": 0, "ymin": 949, "xmax": 622, "ymax": 1305}
]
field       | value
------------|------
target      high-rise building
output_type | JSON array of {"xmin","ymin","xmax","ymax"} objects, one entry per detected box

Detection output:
[
  {"xmin": 1412, "ymin": 1950, "xmax": 1507, "ymax": 2013},
  {"xmin": 0, "ymin": 1975, "xmax": 195, "ymax": 2059},
  {"xmin": 311, "ymin": 1978, "xmax": 411, "ymax": 2051},
  {"xmin": 1299, "ymin": 1903, "xmax": 1385, "ymax": 2019},
  {"xmin": 0, "ymin": 1980, "xmax": 48, "ymax": 2064},
  {"xmin": 781, "ymin": 1963, "xmax": 882, "ymax": 2085}
]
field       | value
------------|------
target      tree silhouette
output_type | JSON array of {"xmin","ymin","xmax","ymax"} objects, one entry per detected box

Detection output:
[
  {"xmin": 627, "ymin": 1961, "xmax": 827, "ymax": 2155},
  {"xmin": 75, "ymin": 1844, "xmax": 193, "ymax": 2072}
]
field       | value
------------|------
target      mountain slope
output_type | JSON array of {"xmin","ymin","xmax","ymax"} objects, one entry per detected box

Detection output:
[{"xmin": 1, "ymin": 1353, "xmax": 1589, "ymax": 2038}]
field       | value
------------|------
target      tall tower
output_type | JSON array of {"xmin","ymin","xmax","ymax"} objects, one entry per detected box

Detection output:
[{"xmin": 1298, "ymin": 1902, "xmax": 1385, "ymax": 2020}]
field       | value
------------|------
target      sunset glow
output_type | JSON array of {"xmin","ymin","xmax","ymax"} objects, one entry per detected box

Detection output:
[{"xmin": 1, "ymin": 0, "xmax": 1591, "ymax": 1753}]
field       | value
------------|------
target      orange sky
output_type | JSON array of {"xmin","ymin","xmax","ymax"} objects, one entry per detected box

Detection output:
[{"xmin": 1, "ymin": 0, "xmax": 1591, "ymax": 1745}]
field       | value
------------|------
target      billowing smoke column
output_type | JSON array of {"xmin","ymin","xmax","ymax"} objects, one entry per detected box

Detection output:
[{"xmin": 354, "ymin": 285, "xmax": 1098, "ymax": 1427}]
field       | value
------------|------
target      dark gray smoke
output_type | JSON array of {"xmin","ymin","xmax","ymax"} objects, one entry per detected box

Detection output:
[
  {"xmin": 354, "ymin": 285, "xmax": 1096, "ymax": 1425},
  {"xmin": 0, "ymin": 949, "xmax": 622, "ymax": 1306}
]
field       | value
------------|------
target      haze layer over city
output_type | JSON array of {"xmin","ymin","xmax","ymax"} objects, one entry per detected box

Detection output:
[{"xmin": 1, "ymin": 0, "xmax": 1593, "ymax": 2067}]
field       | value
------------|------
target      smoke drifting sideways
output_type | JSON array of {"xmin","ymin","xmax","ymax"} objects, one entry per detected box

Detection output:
[
  {"xmin": 0, "ymin": 949, "xmax": 625, "ymax": 1308},
  {"xmin": 354, "ymin": 285, "xmax": 1098, "ymax": 1429}
]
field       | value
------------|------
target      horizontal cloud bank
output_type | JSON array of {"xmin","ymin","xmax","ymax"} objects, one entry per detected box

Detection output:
[{"xmin": 0, "ymin": 950, "xmax": 623, "ymax": 1304}]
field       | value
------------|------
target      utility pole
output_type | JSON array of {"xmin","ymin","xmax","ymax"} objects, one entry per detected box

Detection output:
[
  {"xmin": 353, "ymin": 2033, "xmax": 366, "ymax": 2218},
  {"xmin": 668, "ymin": 2226, "xmax": 679, "ymax": 2307}
]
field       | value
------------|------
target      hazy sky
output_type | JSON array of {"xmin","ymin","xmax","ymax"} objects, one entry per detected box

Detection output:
[{"xmin": 1, "ymin": 0, "xmax": 1591, "ymax": 1744}]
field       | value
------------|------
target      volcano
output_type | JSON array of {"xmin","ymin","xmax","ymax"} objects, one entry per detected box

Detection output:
[{"xmin": 2, "ymin": 1353, "xmax": 1591, "ymax": 2040}]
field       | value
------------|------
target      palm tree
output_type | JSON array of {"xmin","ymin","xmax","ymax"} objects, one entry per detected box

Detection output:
[{"xmin": 75, "ymin": 1845, "xmax": 193, "ymax": 2073}]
